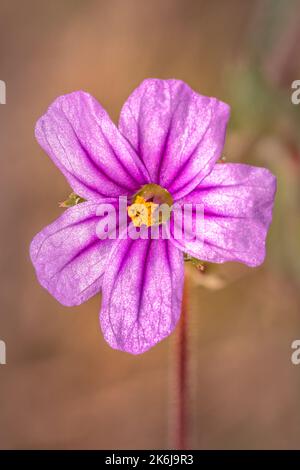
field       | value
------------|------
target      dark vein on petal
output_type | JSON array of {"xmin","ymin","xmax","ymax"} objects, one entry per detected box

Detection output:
[
  {"xmin": 60, "ymin": 108, "xmax": 135, "ymax": 193},
  {"xmin": 35, "ymin": 213, "xmax": 100, "ymax": 259},
  {"xmin": 50, "ymin": 236, "xmax": 101, "ymax": 279},
  {"xmin": 167, "ymin": 99, "xmax": 214, "ymax": 192}
]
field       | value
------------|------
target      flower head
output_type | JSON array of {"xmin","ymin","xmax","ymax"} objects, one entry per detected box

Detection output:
[{"xmin": 30, "ymin": 79, "xmax": 276, "ymax": 354}]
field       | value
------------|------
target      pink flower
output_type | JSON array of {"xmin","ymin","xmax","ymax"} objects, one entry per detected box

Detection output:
[{"xmin": 30, "ymin": 79, "xmax": 276, "ymax": 354}]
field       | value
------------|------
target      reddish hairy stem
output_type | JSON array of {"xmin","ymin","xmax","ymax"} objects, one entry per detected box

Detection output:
[{"xmin": 176, "ymin": 281, "xmax": 189, "ymax": 450}]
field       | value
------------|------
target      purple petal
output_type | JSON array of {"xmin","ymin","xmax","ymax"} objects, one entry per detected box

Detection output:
[
  {"xmin": 30, "ymin": 201, "xmax": 118, "ymax": 306},
  {"xmin": 119, "ymin": 78, "xmax": 230, "ymax": 199},
  {"xmin": 100, "ymin": 237, "xmax": 184, "ymax": 354},
  {"xmin": 35, "ymin": 91, "xmax": 150, "ymax": 200},
  {"xmin": 170, "ymin": 163, "xmax": 276, "ymax": 267}
]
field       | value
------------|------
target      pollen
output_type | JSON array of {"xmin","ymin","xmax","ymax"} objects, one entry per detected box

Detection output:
[{"xmin": 127, "ymin": 196, "xmax": 158, "ymax": 227}]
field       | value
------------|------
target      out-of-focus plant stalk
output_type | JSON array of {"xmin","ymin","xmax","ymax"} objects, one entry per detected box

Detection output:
[{"xmin": 175, "ymin": 279, "xmax": 189, "ymax": 450}]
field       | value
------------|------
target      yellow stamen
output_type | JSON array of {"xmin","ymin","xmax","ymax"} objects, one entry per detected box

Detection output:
[{"xmin": 127, "ymin": 195, "xmax": 158, "ymax": 227}]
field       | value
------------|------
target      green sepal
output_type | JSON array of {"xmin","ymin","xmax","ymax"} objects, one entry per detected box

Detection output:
[
  {"xmin": 183, "ymin": 253, "xmax": 206, "ymax": 271},
  {"xmin": 59, "ymin": 192, "xmax": 86, "ymax": 208}
]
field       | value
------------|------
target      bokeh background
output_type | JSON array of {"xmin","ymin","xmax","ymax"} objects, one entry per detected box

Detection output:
[{"xmin": 0, "ymin": 0, "xmax": 300, "ymax": 449}]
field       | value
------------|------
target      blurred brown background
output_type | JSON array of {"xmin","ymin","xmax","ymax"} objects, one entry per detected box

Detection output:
[{"xmin": 0, "ymin": 0, "xmax": 300, "ymax": 449}]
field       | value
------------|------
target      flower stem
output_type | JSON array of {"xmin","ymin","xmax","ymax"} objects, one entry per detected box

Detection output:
[{"xmin": 176, "ymin": 280, "xmax": 189, "ymax": 450}]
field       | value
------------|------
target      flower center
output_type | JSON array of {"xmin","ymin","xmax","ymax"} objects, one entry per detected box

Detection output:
[{"xmin": 127, "ymin": 183, "xmax": 173, "ymax": 227}]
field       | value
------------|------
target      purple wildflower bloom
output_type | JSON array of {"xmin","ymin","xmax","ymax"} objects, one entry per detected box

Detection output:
[{"xmin": 30, "ymin": 79, "xmax": 276, "ymax": 354}]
